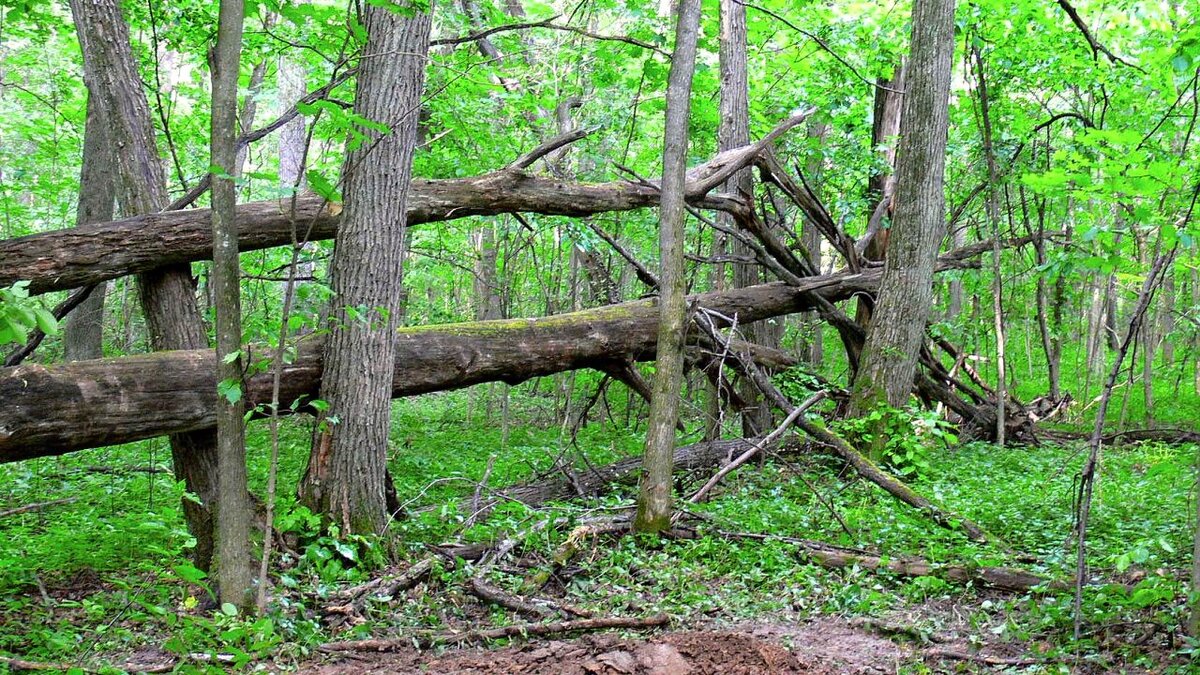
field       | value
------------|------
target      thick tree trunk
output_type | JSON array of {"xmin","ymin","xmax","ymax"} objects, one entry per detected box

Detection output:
[
  {"xmin": 298, "ymin": 1, "xmax": 433, "ymax": 536},
  {"xmin": 634, "ymin": 0, "xmax": 701, "ymax": 534},
  {"xmin": 69, "ymin": 0, "xmax": 220, "ymax": 571},
  {"xmin": 62, "ymin": 96, "xmax": 116, "ymax": 361},
  {"xmin": 0, "ymin": 276, "xmax": 873, "ymax": 465},
  {"xmin": 848, "ymin": 0, "xmax": 956, "ymax": 415}
]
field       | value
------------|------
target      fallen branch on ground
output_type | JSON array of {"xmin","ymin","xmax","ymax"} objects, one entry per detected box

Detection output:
[
  {"xmin": 0, "ymin": 498, "xmax": 78, "ymax": 519},
  {"xmin": 319, "ymin": 613, "xmax": 671, "ymax": 651},
  {"xmin": 714, "ymin": 530, "xmax": 1065, "ymax": 594},
  {"xmin": 924, "ymin": 647, "xmax": 1049, "ymax": 666}
]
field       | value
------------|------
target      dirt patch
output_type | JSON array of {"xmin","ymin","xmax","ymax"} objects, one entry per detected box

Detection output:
[{"xmin": 302, "ymin": 621, "xmax": 906, "ymax": 674}]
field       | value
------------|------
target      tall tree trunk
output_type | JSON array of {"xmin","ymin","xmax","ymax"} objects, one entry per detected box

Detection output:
[
  {"xmin": 62, "ymin": 95, "xmax": 115, "ymax": 361},
  {"xmin": 856, "ymin": 60, "xmax": 906, "ymax": 326},
  {"xmin": 634, "ymin": 0, "xmax": 701, "ymax": 534},
  {"xmin": 800, "ymin": 119, "xmax": 828, "ymax": 366},
  {"xmin": 848, "ymin": 0, "xmax": 956, "ymax": 416},
  {"xmin": 68, "ymin": 0, "xmax": 220, "ymax": 571},
  {"xmin": 210, "ymin": 0, "xmax": 254, "ymax": 610},
  {"xmin": 972, "ymin": 44, "xmax": 1007, "ymax": 445},
  {"xmin": 298, "ymin": 1, "xmax": 433, "ymax": 536},
  {"xmin": 719, "ymin": 0, "xmax": 768, "ymax": 435}
]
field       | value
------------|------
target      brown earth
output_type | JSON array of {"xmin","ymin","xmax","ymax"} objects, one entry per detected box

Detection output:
[{"xmin": 300, "ymin": 620, "xmax": 907, "ymax": 674}]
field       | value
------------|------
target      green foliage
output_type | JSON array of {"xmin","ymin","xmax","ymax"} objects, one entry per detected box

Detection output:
[
  {"xmin": 0, "ymin": 281, "xmax": 57, "ymax": 346},
  {"xmin": 837, "ymin": 405, "xmax": 957, "ymax": 478}
]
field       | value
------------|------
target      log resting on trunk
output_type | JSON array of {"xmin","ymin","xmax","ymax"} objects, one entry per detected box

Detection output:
[
  {"xmin": 1, "ymin": 167, "xmax": 735, "ymax": 296},
  {"xmin": 0, "ymin": 273, "xmax": 876, "ymax": 462}
]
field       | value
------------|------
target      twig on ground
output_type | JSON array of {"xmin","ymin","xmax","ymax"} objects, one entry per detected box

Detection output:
[
  {"xmin": 0, "ymin": 498, "xmax": 78, "ymax": 519},
  {"xmin": 924, "ymin": 647, "xmax": 1049, "ymax": 666},
  {"xmin": 320, "ymin": 613, "xmax": 671, "ymax": 651}
]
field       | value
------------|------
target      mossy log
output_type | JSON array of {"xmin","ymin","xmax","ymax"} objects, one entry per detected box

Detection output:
[{"xmin": 0, "ymin": 275, "xmax": 874, "ymax": 462}]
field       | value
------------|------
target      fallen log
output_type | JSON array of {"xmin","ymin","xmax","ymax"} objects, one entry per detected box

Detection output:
[
  {"xmin": 2, "ymin": 172, "xmax": 738, "ymax": 295},
  {"xmin": 0, "ymin": 275, "xmax": 873, "ymax": 462}
]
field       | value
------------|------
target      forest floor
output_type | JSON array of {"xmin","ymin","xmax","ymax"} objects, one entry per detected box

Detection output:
[{"xmin": 2, "ymin": 387, "xmax": 1198, "ymax": 673}]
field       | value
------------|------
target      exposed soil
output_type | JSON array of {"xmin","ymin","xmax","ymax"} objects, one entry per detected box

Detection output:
[{"xmin": 301, "ymin": 620, "xmax": 907, "ymax": 674}]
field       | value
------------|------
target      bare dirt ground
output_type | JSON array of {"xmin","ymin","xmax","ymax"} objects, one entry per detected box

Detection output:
[{"xmin": 300, "ymin": 620, "xmax": 907, "ymax": 674}]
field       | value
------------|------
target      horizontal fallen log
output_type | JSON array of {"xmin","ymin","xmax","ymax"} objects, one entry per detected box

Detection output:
[
  {"xmin": 3, "ymin": 172, "xmax": 738, "ymax": 295},
  {"xmin": 0, "ymin": 275, "xmax": 873, "ymax": 462},
  {"xmin": 319, "ymin": 613, "xmax": 671, "ymax": 651},
  {"xmin": 716, "ymin": 531, "xmax": 1065, "ymax": 594}
]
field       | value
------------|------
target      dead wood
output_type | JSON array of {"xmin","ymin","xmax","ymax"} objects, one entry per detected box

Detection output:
[
  {"xmin": 0, "ymin": 498, "xmax": 78, "ymax": 519},
  {"xmin": 924, "ymin": 647, "xmax": 1049, "ymax": 666},
  {"xmin": 324, "ymin": 558, "xmax": 434, "ymax": 627},
  {"xmin": 319, "ymin": 613, "xmax": 671, "ymax": 651},
  {"xmin": 3, "ymin": 119, "xmax": 834, "ymax": 296},
  {"xmin": 1, "ymin": 277, "xmax": 869, "ymax": 462},
  {"xmin": 714, "ymin": 531, "xmax": 1064, "ymax": 594},
  {"xmin": 691, "ymin": 308, "xmax": 997, "ymax": 544},
  {"xmin": 467, "ymin": 576, "xmax": 556, "ymax": 619}
]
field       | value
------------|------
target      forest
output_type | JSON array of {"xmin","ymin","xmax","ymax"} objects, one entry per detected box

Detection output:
[{"xmin": 0, "ymin": 0, "xmax": 1198, "ymax": 672}]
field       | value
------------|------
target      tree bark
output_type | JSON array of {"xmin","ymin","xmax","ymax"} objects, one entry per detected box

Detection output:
[
  {"xmin": 62, "ymin": 95, "xmax": 115, "ymax": 361},
  {"xmin": 0, "ymin": 274, "xmax": 875, "ymax": 466},
  {"xmin": 211, "ymin": 0, "xmax": 254, "ymax": 611},
  {"xmin": 848, "ymin": 0, "xmax": 956, "ymax": 415},
  {"xmin": 799, "ymin": 119, "xmax": 828, "ymax": 366},
  {"xmin": 633, "ymin": 0, "xmax": 701, "ymax": 534},
  {"xmin": 298, "ymin": 1, "xmax": 433, "ymax": 536},
  {"xmin": 855, "ymin": 59, "xmax": 906, "ymax": 329},
  {"xmin": 719, "ymin": 0, "xmax": 769, "ymax": 435},
  {"xmin": 68, "ymin": 0, "xmax": 220, "ymax": 571},
  {"xmin": 1, "ymin": 171, "xmax": 741, "ymax": 296}
]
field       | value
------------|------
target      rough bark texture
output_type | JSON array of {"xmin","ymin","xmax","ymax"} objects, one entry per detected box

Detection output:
[
  {"xmin": 0, "ymin": 276, "xmax": 874, "ymax": 464},
  {"xmin": 62, "ymin": 95, "xmax": 115, "ymax": 361},
  {"xmin": 719, "ymin": 0, "xmax": 770, "ymax": 436},
  {"xmin": 634, "ymin": 0, "xmax": 701, "ymax": 534},
  {"xmin": 211, "ymin": 0, "xmax": 254, "ymax": 611},
  {"xmin": 855, "ymin": 59, "xmax": 905, "ymax": 329},
  {"xmin": 298, "ymin": 1, "xmax": 432, "ymax": 536},
  {"xmin": 849, "ymin": 0, "xmax": 956, "ymax": 414},
  {"xmin": 69, "ymin": 0, "xmax": 220, "ymax": 571},
  {"xmin": 2, "ymin": 172, "xmax": 738, "ymax": 296}
]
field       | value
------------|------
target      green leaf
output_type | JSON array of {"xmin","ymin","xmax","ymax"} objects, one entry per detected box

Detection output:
[
  {"xmin": 217, "ymin": 378, "xmax": 243, "ymax": 405},
  {"xmin": 33, "ymin": 308, "xmax": 57, "ymax": 335},
  {"xmin": 307, "ymin": 170, "xmax": 342, "ymax": 203},
  {"xmin": 221, "ymin": 602, "xmax": 239, "ymax": 617}
]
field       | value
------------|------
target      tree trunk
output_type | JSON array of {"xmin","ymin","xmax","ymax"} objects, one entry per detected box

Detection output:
[
  {"xmin": 972, "ymin": 44, "xmax": 1007, "ymax": 446},
  {"xmin": 298, "ymin": 1, "xmax": 432, "ymax": 536},
  {"xmin": 855, "ymin": 59, "xmax": 906, "ymax": 328},
  {"xmin": 718, "ymin": 0, "xmax": 767, "ymax": 436},
  {"xmin": 62, "ymin": 95, "xmax": 115, "ymax": 361},
  {"xmin": 848, "ymin": 0, "xmax": 956, "ymax": 415},
  {"xmin": 210, "ymin": 0, "xmax": 254, "ymax": 611},
  {"xmin": 634, "ymin": 0, "xmax": 701, "ymax": 534},
  {"xmin": 68, "ymin": 0, "xmax": 220, "ymax": 571},
  {"xmin": 800, "ymin": 119, "xmax": 828, "ymax": 367}
]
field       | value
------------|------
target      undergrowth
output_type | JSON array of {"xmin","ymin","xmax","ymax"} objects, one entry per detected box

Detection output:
[{"xmin": 0, "ymin": 385, "xmax": 1197, "ymax": 672}]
